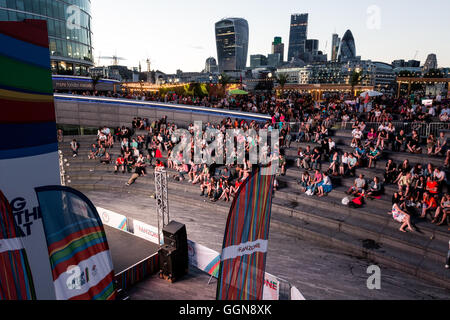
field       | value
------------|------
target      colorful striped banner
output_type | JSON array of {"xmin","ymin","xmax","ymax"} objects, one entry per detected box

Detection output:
[
  {"xmin": 0, "ymin": 190, "xmax": 36, "ymax": 300},
  {"xmin": 115, "ymin": 254, "xmax": 159, "ymax": 292},
  {"xmin": 0, "ymin": 19, "xmax": 61, "ymax": 299},
  {"xmin": 35, "ymin": 186, "xmax": 116, "ymax": 300},
  {"xmin": 216, "ymin": 166, "xmax": 275, "ymax": 300}
]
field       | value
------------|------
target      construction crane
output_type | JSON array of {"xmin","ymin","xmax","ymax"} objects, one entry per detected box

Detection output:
[
  {"xmin": 413, "ymin": 50, "xmax": 419, "ymax": 60},
  {"xmin": 146, "ymin": 58, "xmax": 151, "ymax": 72},
  {"xmin": 97, "ymin": 55, "xmax": 127, "ymax": 66}
]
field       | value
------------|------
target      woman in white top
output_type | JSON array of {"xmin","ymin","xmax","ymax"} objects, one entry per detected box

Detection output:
[
  {"xmin": 339, "ymin": 152, "xmax": 349, "ymax": 176},
  {"xmin": 317, "ymin": 173, "xmax": 333, "ymax": 197},
  {"xmin": 391, "ymin": 202, "xmax": 414, "ymax": 233},
  {"xmin": 351, "ymin": 127, "xmax": 363, "ymax": 147}
]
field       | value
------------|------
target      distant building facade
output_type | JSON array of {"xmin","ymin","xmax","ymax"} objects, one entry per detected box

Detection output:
[
  {"xmin": 423, "ymin": 53, "xmax": 438, "ymax": 72},
  {"xmin": 276, "ymin": 60, "xmax": 395, "ymax": 89},
  {"xmin": 267, "ymin": 53, "xmax": 282, "ymax": 67},
  {"xmin": 0, "ymin": 0, "xmax": 94, "ymax": 75},
  {"xmin": 338, "ymin": 30, "xmax": 357, "ymax": 62},
  {"xmin": 392, "ymin": 59, "xmax": 421, "ymax": 68},
  {"xmin": 215, "ymin": 18, "xmax": 249, "ymax": 73},
  {"xmin": 250, "ymin": 54, "xmax": 268, "ymax": 68},
  {"xmin": 331, "ymin": 33, "xmax": 341, "ymax": 62},
  {"xmin": 305, "ymin": 39, "xmax": 319, "ymax": 55},
  {"xmin": 272, "ymin": 37, "xmax": 285, "ymax": 62},
  {"xmin": 287, "ymin": 13, "xmax": 308, "ymax": 62},
  {"xmin": 205, "ymin": 57, "xmax": 219, "ymax": 73}
]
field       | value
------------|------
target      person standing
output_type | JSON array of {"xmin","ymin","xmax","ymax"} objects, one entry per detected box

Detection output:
[{"xmin": 70, "ymin": 139, "xmax": 79, "ymax": 157}]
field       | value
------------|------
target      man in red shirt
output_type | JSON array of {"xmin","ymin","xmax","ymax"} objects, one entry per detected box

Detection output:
[
  {"xmin": 426, "ymin": 177, "xmax": 439, "ymax": 195},
  {"xmin": 114, "ymin": 156, "xmax": 125, "ymax": 174},
  {"xmin": 421, "ymin": 192, "xmax": 437, "ymax": 219}
]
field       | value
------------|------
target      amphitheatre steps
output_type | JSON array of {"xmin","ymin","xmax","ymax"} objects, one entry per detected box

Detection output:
[
  {"xmin": 288, "ymin": 141, "xmax": 444, "ymax": 168},
  {"xmin": 66, "ymin": 174, "xmax": 450, "ymax": 289},
  {"xmin": 58, "ymin": 135, "xmax": 450, "ymax": 290},
  {"xmin": 64, "ymin": 164, "xmax": 449, "ymax": 260}
]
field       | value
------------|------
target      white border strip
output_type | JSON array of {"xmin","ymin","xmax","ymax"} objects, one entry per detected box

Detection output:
[
  {"xmin": 221, "ymin": 239, "xmax": 268, "ymax": 261},
  {"xmin": 0, "ymin": 238, "xmax": 24, "ymax": 254}
]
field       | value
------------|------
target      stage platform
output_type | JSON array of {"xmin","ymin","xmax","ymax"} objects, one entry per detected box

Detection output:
[{"xmin": 104, "ymin": 225, "xmax": 160, "ymax": 293}]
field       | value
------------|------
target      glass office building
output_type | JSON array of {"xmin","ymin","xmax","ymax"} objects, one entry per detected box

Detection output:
[
  {"xmin": 338, "ymin": 30, "xmax": 356, "ymax": 62},
  {"xmin": 215, "ymin": 18, "xmax": 249, "ymax": 72},
  {"xmin": 0, "ymin": 0, "xmax": 94, "ymax": 75},
  {"xmin": 287, "ymin": 13, "xmax": 308, "ymax": 62},
  {"xmin": 271, "ymin": 36, "xmax": 284, "ymax": 63},
  {"xmin": 331, "ymin": 33, "xmax": 340, "ymax": 62}
]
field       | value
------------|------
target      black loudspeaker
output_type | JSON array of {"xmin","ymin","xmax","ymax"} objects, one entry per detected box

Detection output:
[
  {"xmin": 163, "ymin": 221, "xmax": 188, "ymax": 251},
  {"xmin": 159, "ymin": 221, "xmax": 188, "ymax": 282},
  {"xmin": 159, "ymin": 244, "xmax": 188, "ymax": 282}
]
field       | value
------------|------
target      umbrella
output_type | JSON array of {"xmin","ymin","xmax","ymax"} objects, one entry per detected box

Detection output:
[
  {"xmin": 228, "ymin": 89, "xmax": 248, "ymax": 95},
  {"xmin": 360, "ymin": 90, "xmax": 383, "ymax": 98}
]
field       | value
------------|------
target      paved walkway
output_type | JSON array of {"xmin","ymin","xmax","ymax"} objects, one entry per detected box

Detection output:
[{"xmin": 85, "ymin": 190, "xmax": 450, "ymax": 300}]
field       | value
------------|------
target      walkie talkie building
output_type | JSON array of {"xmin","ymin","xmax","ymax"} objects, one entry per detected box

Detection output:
[{"xmin": 215, "ymin": 18, "xmax": 249, "ymax": 73}]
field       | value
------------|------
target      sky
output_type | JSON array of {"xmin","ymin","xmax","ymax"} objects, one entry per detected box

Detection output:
[{"xmin": 91, "ymin": 0, "xmax": 450, "ymax": 73}]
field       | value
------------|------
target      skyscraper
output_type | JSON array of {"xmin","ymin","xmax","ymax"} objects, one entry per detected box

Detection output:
[
  {"xmin": 338, "ymin": 30, "xmax": 356, "ymax": 62},
  {"xmin": 267, "ymin": 53, "xmax": 281, "ymax": 67},
  {"xmin": 215, "ymin": 18, "xmax": 249, "ymax": 73},
  {"xmin": 287, "ymin": 13, "xmax": 308, "ymax": 62},
  {"xmin": 331, "ymin": 34, "xmax": 341, "ymax": 62},
  {"xmin": 272, "ymin": 37, "xmax": 285, "ymax": 62},
  {"xmin": 0, "ymin": 0, "xmax": 93, "ymax": 75},
  {"xmin": 305, "ymin": 39, "xmax": 319, "ymax": 55},
  {"xmin": 423, "ymin": 54, "xmax": 438, "ymax": 71},
  {"xmin": 250, "ymin": 54, "xmax": 268, "ymax": 68}
]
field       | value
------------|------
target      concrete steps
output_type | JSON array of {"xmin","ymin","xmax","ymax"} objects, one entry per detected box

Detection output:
[
  {"xmin": 58, "ymin": 136, "xmax": 450, "ymax": 290},
  {"xmin": 67, "ymin": 175, "xmax": 450, "ymax": 289},
  {"xmin": 64, "ymin": 165, "xmax": 449, "ymax": 257},
  {"xmin": 66, "ymin": 169, "xmax": 449, "ymax": 256}
]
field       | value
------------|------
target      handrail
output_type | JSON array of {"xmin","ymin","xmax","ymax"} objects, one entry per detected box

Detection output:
[{"xmin": 54, "ymin": 94, "xmax": 272, "ymax": 122}]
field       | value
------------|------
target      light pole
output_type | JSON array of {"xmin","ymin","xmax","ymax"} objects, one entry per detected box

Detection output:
[
  {"xmin": 267, "ymin": 72, "xmax": 273, "ymax": 93},
  {"xmin": 209, "ymin": 75, "xmax": 213, "ymax": 100}
]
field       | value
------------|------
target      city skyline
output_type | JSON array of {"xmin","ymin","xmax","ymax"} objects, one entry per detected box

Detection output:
[{"xmin": 91, "ymin": 0, "xmax": 450, "ymax": 73}]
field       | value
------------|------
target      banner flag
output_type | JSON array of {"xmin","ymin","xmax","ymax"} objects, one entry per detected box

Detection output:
[
  {"xmin": 35, "ymin": 186, "xmax": 116, "ymax": 300},
  {"xmin": 0, "ymin": 19, "xmax": 60, "ymax": 299},
  {"xmin": 216, "ymin": 166, "xmax": 275, "ymax": 300},
  {"xmin": 0, "ymin": 190, "xmax": 36, "ymax": 300}
]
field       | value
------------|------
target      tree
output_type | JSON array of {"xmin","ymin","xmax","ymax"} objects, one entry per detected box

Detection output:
[
  {"xmin": 276, "ymin": 73, "xmax": 289, "ymax": 96},
  {"xmin": 350, "ymin": 70, "xmax": 362, "ymax": 97},
  {"xmin": 218, "ymin": 73, "xmax": 231, "ymax": 97},
  {"xmin": 91, "ymin": 75, "xmax": 102, "ymax": 92},
  {"xmin": 218, "ymin": 73, "xmax": 231, "ymax": 87}
]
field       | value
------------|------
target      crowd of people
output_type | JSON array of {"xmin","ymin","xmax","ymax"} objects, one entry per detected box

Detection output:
[
  {"xmin": 79, "ymin": 114, "xmax": 288, "ymax": 199},
  {"xmin": 68, "ymin": 95, "xmax": 450, "ymax": 266},
  {"xmin": 74, "ymin": 105, "xmax": 450, "ymax": 224}
]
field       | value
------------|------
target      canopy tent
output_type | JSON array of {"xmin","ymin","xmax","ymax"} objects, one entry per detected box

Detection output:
[
  {"xmin": 228, "ymin": 89, "xmax": 249, "ymax": 95},
  {"xmin": 360, "ymin": 90, "xmax": 383, "ymax": 97}
]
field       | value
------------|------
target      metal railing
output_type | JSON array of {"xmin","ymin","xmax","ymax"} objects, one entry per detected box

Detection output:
[
  {"xmin": 287, "ymin": 121, "xmax": 449, "ymax": 139},
  {"xmin": 338, "ymin": 121, "xmax": 450, "ymax": 138}
]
